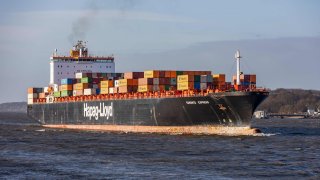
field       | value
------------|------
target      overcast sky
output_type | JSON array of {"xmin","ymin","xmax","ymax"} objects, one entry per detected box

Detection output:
[{"xmin": 0, "ymin": 0, "xmax": 319, "ymax": 103}]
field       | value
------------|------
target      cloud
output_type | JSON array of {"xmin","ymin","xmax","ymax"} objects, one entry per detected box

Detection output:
[{"xmin": 8, "ymin": 9, "xmax": 197, "ymax": 24}]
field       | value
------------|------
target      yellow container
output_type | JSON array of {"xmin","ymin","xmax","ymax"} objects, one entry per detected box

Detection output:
[
  {"xmin": 138, "ymin": 85, "xmax": 153, "ymax": 92},
  {"xmin": 177, "ymin": 75, "xmax": 194, "ymax": 82},
  {"xmin": 60, "ymin": 85, "xmax": 73, "ymax": 91},
  {"xmin": 100, "ymin": 80, "xmax": 114, "ymax": 88},
  {"xmin": 177, "ymin": 82, "xmax": 194, "ymax": 90},
  {"xmin": 73, "ymin": 83, "xmax": 90, "ymax": 90},
  {"xmin": 100, "ymin": 88, "xmax": 109, "ymax": 94},
  {"xmin": 144, "ymin": 70, "xmax": 160, "ymax": 78}
]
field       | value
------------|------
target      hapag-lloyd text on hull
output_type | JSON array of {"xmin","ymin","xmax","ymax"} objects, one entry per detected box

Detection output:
[{"xmin": 83, "ymin": 102, "xmax": 113, "ymax": 120}]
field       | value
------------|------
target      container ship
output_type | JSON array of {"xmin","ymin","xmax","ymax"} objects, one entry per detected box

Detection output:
[{"xmin": 27, "ymin": 41, "xmax": 269, "ymax": 135}]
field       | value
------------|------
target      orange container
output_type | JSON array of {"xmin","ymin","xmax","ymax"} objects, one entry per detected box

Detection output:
[
  {"xmin": 165, "ymin": 71, "xmax": 171, "ymax": 78},
  {"xmin": 27, "ymin": 88, "xmax": 35, "ymax": 94},
  {"xmin": 38, "ymin": 93, "xmax": 46, "ymax": 98},
  {"xmin": 170, "ymin": 71, "xmax": 177, "ymax": 78},
  {"xmin": 60, "ymin": 85, "xmax": 73, "ymax": 91},
  {"xmin": 132, "ymin": 79, "xmax": 138, "ymax": 86},
  {"xmin": 213, "ymin": 74, "xmax": 226, "ymax": 82},
  {"xmin": 250, "ymin": 74, "xmax": 256, "ymax": 83}
]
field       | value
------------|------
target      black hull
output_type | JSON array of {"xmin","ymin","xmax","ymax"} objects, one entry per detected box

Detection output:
[{"xmin": 27, "ymin": 92, "xmax": 268, "ymax": 127}]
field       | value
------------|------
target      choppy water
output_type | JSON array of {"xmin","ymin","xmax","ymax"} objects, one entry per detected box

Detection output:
[{"xmin": 0, "ymin": 113, "xmax": 319, "ymax": 179}]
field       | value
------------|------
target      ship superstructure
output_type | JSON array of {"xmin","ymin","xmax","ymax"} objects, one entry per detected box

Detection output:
[{"xmin": 50, "ymin": 40, "xmax": 115, "ymax": 85}]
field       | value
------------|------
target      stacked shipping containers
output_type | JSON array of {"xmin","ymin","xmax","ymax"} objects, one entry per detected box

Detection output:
[
  {"xmin": 232, "ymin": 74, "xmax": 256, "ymax": 86},
  {"xmin": 27, "ymin": 88, "xmax": 43, "ymax": 104},
  {"xmin": 200, "ymin": 75, "xmax": 213, "ymax": 90},
  {"xmin": 213, "ymin": 74, "xmax": 226, "ymax": 90},
  {"xmin": 28, "ymin": 70, "xmax": 259, "ymax": 104}
]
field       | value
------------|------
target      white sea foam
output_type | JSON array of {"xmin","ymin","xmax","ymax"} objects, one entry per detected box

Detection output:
[{"xmin": 35, "ymin": 129, "xmax": 45, "ymax": 132}]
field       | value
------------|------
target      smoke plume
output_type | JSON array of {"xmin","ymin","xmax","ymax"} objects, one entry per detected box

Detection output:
[{"xmin": 68, "ymin": 2, "xmax": 98, "ymax": 44}]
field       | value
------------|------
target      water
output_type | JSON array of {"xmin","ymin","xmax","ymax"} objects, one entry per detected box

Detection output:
[{"xmin": 0, "ymin": 113, "xmax": 319, "ymax": 179}]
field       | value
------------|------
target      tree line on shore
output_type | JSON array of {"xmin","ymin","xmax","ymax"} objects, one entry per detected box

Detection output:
[{"xmin": 257, "ymin": 88, "xmax": 320, "ymax": 113}]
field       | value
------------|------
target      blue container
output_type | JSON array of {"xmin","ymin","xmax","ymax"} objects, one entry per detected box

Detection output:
[
  {"xmin": 194, "ymin": 82, "xmax": 201, "ymax": 90},
  {"xmin": 242, "ymin": 82, "xmax": 250, "ymax": 86},
  {"xmin": 96, "ymin": 89, "xmax": 101, "ymax": 95},
  {"xmin": 61, "ymin": 78, "xmax": 74, "ymax": 85},
  {"xmin": 35, "ymin": 88, "xmax": 43, "ymax": 93}
]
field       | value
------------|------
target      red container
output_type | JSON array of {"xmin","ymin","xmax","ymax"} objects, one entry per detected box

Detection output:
[
  {"xmin": 159, "ymin": 78, "xmax": 171, "ymax": 85},
  {"xmin": 124, "ymin": 72, "xmax": 144, "ymax": 79}
]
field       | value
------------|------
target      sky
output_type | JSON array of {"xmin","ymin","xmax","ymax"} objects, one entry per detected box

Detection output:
[{"xmin": 0, "ymin": 0, "xmax": 320, "ymax": 103}]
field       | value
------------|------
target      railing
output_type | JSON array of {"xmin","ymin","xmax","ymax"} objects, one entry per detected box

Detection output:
[{"xmin": 32, "ymin": 88, "xmax": 269, "ymax": 104}]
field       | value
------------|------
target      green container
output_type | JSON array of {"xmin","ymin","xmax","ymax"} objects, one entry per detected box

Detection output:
[
  {"xmin": 81, "ymin": 77, "xmax": 92, "ymax": 83},
  {"xmin": 194, "ymin": 75, "xmax": 201, "ymax": 82},
  {"xmin": 176, "ymin": 71, "xmax": 183, "ymax": 76},
  {"xmin": 53, "ymin": 91, "xmax": 61, "ymax": 97},
  {"xmin": 101, "ymin": 73, "xmax": 107, "ymax": 78},
  {"xmin": 164, "ymin": 85, "xmax": 171, "ymax": 91},
  {"xmin": 61, "ymin": 90, "xmax": 73, "ymax": 97}
]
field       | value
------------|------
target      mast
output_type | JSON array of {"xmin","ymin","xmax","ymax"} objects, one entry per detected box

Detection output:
[{"xmin": 235, "ymin": 50, "xmax": 241, "ymax": 85}]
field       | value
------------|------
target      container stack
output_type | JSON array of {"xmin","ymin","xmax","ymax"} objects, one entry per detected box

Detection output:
[
  {"xmin": 28, "ymin": 70, "xmax": 259, "ymax": 104},
  {"xmin": 115, "ymin": 79, "xmax": 138, "ymax": 93},
  {"xmin": 100, "ymin": 80, "xmax": 114, "ymax": 94},
  {"xmin": 213, "ymin": 74, "xmax": 226, "ymax": 90},
  {"xmin": 177, "ymin": 74, "xmax": 200, "ymax": 90},
  {"xmin": 232, "ymin": 74, "xmax": 256, "ymax": 86},
  {"xmin": 60, "ymin": 78, "xmax": 74, "ymax": 97},
  {"xmin": 200, "ymin": 75, "xmax": 213, "ymax": 90},
  {"xmin": 27, "ymin": 88, "xmax": 43, "ymax": 104}
]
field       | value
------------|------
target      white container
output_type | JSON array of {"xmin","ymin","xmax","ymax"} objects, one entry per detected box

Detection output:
[
  {"xmin": 200, "ymin": 83, "xmax": 207, "ymax": 90},
  {"xmin": 75, "ymin": 72, "xmax": 86, "ymax": 79},
  {"xmin": 84, "ymin": 88, "xmax": 96, "ymax": 95},
  {"xmin": 114, "ymin": 80, "xmax": 120, "ymax": 87},
  {"xmin": 53, "ymin": 84, "xmax": 59, "ymax": 92},
  {"xmin": 28, "ymin": 93, "xmax": 38, "ymax": 99},
  {"xmin": 73, "ymin": 90, "xmax": 77, "ymax": 96},
  {"xmin": 43, "ymin": 87, "xmax": 49, "ymax": 93},
  {"xmin": 27, "ymin": 98, "xmax": 36, "ymax": 104},
  {"xmin": 46, "ymin": 96, "xmax": 54, "ymax": 103}
]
